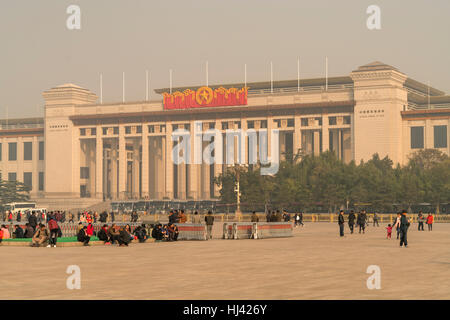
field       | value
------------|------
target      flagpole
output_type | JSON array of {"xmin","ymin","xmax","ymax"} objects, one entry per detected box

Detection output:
[
  {"xmin": 270, "ymin": 61, "xmax": 273, "ymax": 94},
  {"xmin": 146, "ymin": 70, "xmax": 149, "ymax": 101},
  {"xmin": 244, "ymin": 64, "xmax": 247, "ymax": 88},
  {"xmin": 169, "ymin": 69, "xmax": 173, "ymax": 94},
  {"xmin": 297, "ymin": 57, "xmax": 300, "ymax": 92},
  {"xmin": 206, "ymin": 61, "xmax": 209, "ymax": 87},
  {"xmin": 325, "ymin": 57, "xmax": 328, "ymax": 91},
  {"xmin": 122, "ymin": 72, "xmax": 125, "ymax": 103},
  {"xmin": 100, "ymin": 73, "xmax": 103, "ymax": 104}
]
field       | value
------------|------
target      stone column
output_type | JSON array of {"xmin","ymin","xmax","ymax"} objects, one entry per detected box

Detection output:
[
  {"xmin": 118, "ymin": 126, "xmax": 127, "ymax": 199},
  {"xmin": 141, "ymin": 132, "xmax": 149, "ymax": 199},
  {"xmin": 293, "ymin": 116, "xmax": 301, "ymax": 157},
  {"xmin": 322, "ymin": 115, "xmax": 329, "ymax": 152},
  {"xmin": 313, "ymin": 131, "xmax": 320, "ymax": 155},
  {"xmin": 132, "ymin": 139, "xmax": 140, "ymax": 199},
  {"xmin": 111, "ymin": 140, "xmax": 118, "ymax": 199},
  {"xmin": 95, "ymin": 132, "xmax": 103, "ymax": 199},
  {"xmin": 32, "ymin": 136, "xmax": 39, "ymax": 197},
  {"xmin": 188, "ymin": 122, "xmax": 200, "ymax": 200},
  {"xmin": 164, "ymin": 124, "xmax": 174, "ymax": 199}
]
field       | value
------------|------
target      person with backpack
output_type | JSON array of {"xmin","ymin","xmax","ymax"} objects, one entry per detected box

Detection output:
[{"xmin": 48, "ymin": 217, "xmax": 59, "ymax": 247}]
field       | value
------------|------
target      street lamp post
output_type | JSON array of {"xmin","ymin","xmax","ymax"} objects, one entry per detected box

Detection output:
[{"xmin": 227, "ymin": 163, "xmax": 248, "ymax": 220}]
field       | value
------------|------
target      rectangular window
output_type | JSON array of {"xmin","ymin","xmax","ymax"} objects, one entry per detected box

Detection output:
[
  {"xmin": 39, "ymin": 172, "xmax": 44, "ymax": 191},
  {"xmin": 247, "ymin": 121, "xmax": 255, "ymax": 129},
  {"xmin": 329, "ymin": 117, "xmax": 337, "ymax": 125},
  {"xmin": 102, "ymin": 127, "xmax": 108, "ymax": 135},
  {"xmin": 434, "ymin": 125, "xmax": 447, "ymax": 148},
  {"xmin": 125, "ymin": 126, "xmax": 131, "ymax": 134},
  {"xmin": 148, "ymin": 125, "xmax": 155, "ymax": 133},
  {"xmin": 136, "ymin": 126, "xmax": 142, "ymax": 134},
  {"xmin": 80, "ymin": 167, "xmax": 89, "ymax": 179},
  {"xmin": 260, "ymin": 120, "xmax": 267, "ymax": 129},
  {"xmin": 344, "ymin": 116, "xmax": 351, "ymax": 125},
  {"xmin": 39, "ymin": 141, "xmax": 44, "ymax": 160},
  {"xmin": 91, "ymin": 128, "xmax": 96, "ymax": 136},
  {"xmin": 8, "ymin": 142, "xmax": 17, "ymax": 161},
  {"xmin": 24, "ymin": 142, "xmax": 32, "ymax": 160},
  {"xmin": 80, "ymin": 128, "xmax": 86, "ymax": 136},
  {"xmin": 8, "ymin": 172, "xmax": 17, "ymax": 181},
  {"xmin": 113, "ymin": 127, "xmax": 119, "ymax": 135},
  {"xmin": 411, "ymin": 126, "xmax": 424, "ymax": 149},
  {"xmin": 301, "ymin": 118, "xmax": 308, "ymax": 127},
  {"xmin": 23, "ymin": 172, "xmax": 32, "ymax": 189},
  {"xmin": 287, "ymin": 119, "xmax": 295, "ymax": 127}
]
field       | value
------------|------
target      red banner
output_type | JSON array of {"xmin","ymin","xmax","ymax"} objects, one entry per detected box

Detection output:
[{"xmin": 163, "ymin": 86, "xmax": 248, "ymax": 110}]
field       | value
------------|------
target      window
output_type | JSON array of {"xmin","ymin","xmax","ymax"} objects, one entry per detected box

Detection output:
[
  {"xmin": 125, "ymin": 126, "xmax": 131, "ymax": 134},
  {"xmin": 80, "ymin": 128, "xmax": 86, "ymax": 136},
  {"xmin": 247, "ymin": 121, "xmax": 255, "ymax": 129},
  {"xmin": 287, "ymin": 119, "xmax": 295, "ymax": 127},
  {"xmin": 39, "ymin": 172, "xmax": 44, "ymax": 191},
  {"xmin": 80, "ymin": 167, "xmax": 90, "ymax": 179},
  {"xmin": 344, "ymin": 116, "xmax": 351, "ymax": 125},
  {"xmin": 411, "ymin": 126, "xmax": 424, "ymax": 149},
  {"xmin": 260, "ymin": 120, "xmax": 267, "ymax": 129},
  {"xmin": 102, "ymin": 127, "xmax": 108, "ymax": 135},
  {"xmin": 8, "ymin": 142, "xmax": 17, "ymax": 161},
  {"xmin": 23, "ymin": 172, "xmax": 32, "ymax": 189},
  {"xmin": 136, "ymin": 126, "xmax": 142, "ymax": 134},
  {"xmin": 148, "ymin": 125, "xmax": 155, "ymax": 133},
  {"xmin": 39, "ymin": 141, "xmax": 44, "ymax": 160},
  {"xmin": 113, "ymin": 127, "xmax": 119, "ymax": 135},
  {"xmin": 301, "ymin": 118, "xmax": 308, "ymax": 127},
  {"xmin": 329, "ymin": 117, "xmax": 337, "ymax": 125},
  {"xmin": 24, "ymin": 142, "xmax": 32, "ymax": 160},
  {"xmin": 434, "ymin": 125, "xmax": 447, "ymax": 148},
  {"xmin": 91, "ymin": 128, "xmax": 96, "ymax": 136},
  {"xmin": 221, "ymin": 122, "xmax": 228, "ymax": 130},
  {"xmin": 8, "ymin": 172, "xmax": 17, "ymax": 181}
]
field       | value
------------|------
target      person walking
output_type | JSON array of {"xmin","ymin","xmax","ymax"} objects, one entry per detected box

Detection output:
[
  {"xmin": 110, "ymin": 211, "xmax": 115, "ymax": 223},
  {"xmin": 348, "ymin": 210, "xmax": 355, "ymax": 234},
  {"xmin": 205, "ymin": 211, "xmax": 214, "ymax": 240},
  {"xmin": 399, "ymin": 210, "xmax": 410, "ymax": 248},
  {"xmin": 359, "ymin": 211, "xmax": 367, "ymax": 234},
  {"xmin": 47, "ymin": 217, "xmax": 59, "ymax": 247},
  {"xmin": 426, "ymin": 213, "xmax": 433, "ymax": 231},
  {"xmin": 16, "ymin": 211, "xmax": 22, "ymax": 222},
  {"xmin": 373, "ymin": 212, "xmax": 379, "ymax": 227},
  {"xmin": 338, "ymin": 210, "xmax": 345, "ymax": 237},
  {"xmin": 417, "ymin": 212, "xmax": 425, "ymax": 231}
]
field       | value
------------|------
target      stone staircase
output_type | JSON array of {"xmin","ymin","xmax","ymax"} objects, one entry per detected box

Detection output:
[{"xmin": 31, "ymin": 198, "xmax": 110, "ymax": 212}]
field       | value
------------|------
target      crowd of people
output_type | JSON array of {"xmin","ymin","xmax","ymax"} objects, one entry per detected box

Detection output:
[{"xmin": 337, "ymin": 209, "xmax": 435, "ymax": 248}]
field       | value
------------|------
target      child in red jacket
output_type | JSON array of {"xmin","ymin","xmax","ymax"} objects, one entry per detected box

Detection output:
[{"xmin": 386, "ymin": 224, "xmax": 392, "ymax": 239}]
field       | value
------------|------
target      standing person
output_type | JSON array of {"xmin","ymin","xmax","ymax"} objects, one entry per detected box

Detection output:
[
  {"xmin": 77, "ymin": 211, "xmax": 81, "ymax": 222},
  {"xmin": 338, "ymin": 210, "xmax": 345, "ymax": 237},
  {"xmin": 359, "ymin": 211, "xmax": 367, "ymax": 234},
  {"xmin": 283, "ymin": 211, "xmax": 291, "ymax": 222},
  {"xmin": 393, "ymin": 212, "xmax": 402, "ymax": 239},
  {"xmin": 68, "ymin": 212, "xmax": 74, "ymax": 223},
  {"xmin": 99, "ymin": 211, "xmax": 108, "ymax": 223},
  {"xmin": 191, "ymin": 211, "xmax": 201, "ymax": 224},
  {"xmin": 251, "ymin": 211, "xmax": 259, "ymax": 222},
  {"xmin": 426, "ymin": 213, "xmax": 434, "ymax": 231},
  {"xmin": 110, "ymin": 211, "xmax": 115, "ymax": 223},
  {"xmin": 399, "ymin": 210, "xmax": 410, "ymax": 248},
  {"xmin": 373, "ymin": 212, "xmax": 379, "ymax": 227},
  {"xmin": 348, "ymin": 210, "xmax": 355, "ymax": 234},
  {"xmin": 47, "ymin": 217, "xmax": 59, "ymax": 248},
  {"xmin": 16, "ymin": 211, "xmax": 22, "ymax": 222},
  {"xmin": 80, "ymin": 213, "xmax": 86, "ymax": 223},
  {"xmin": 1, "ymin": 225, "xmax": 10, "ymax": 239},
  {"xmin": 417, "ymin": 212, "xmax": 425, "ymax": 231},
  {"xmin": 386, "ymin": 224, "xmax": 392, "ymax": 239},
  {"xmin": 178, "ymin": 210, "xmax": 187, "ymax": 224},
  {"xmin": 266, "ymin": 210, "xmax": 271, "ymax": 222},
  {"xmin": 86, "ymin": 223, "xmax": 94, "ymax": 237},
  {"xmin": 298, "ymin": 212, "xmax": 304, "ymax": 227},
  {"xmin": 8, "ymin": 211, "xmax": 13, "ymax": 222},
  {"xmin": 28, "ymin": 212, "xmax": 38, "ymax": 232},
  {"xmin": 205, "ymin": 211, "xmax": 214, "ymax": 240}
]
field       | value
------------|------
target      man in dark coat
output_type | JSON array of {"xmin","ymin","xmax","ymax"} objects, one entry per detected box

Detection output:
[
  {"xmin": 338, "ymin": 210, "xmax": 345, "ymax": 237},
  {"xmin": 399, "ymin": 210, "xmax": 410, "ymax": 248},
  {"xmin": 13, "ymin": 225, "xmax": 24, "ymax": 238},
  {"xmin": 28, "ymin": 213, "xmax": 38, "ymax": 231},
  {"xmin": 99, "ymin": 211, "xmax": 108, "ymax": 223},
  {"xmin": 348, "ymin": 210, "xmax": 356, "ymax": 234},
  {"xmin": 23, "ymin": 223, "xmax": 34, "ymax": 238},
  {"xmin": 359, "ymin": 210, "xmax": 367, "ymax": 234}
]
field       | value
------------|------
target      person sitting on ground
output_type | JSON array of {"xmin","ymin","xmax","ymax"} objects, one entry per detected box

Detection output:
[
  {"xmin": 1, "ymin": 225, "xmax": 10, "ymax": 239},
  {"xmin": 166, "ymin": 223, "xmax": 179, "ymax": 241},
  {"xmin": 98, "ymin": 224, "xmax": 111, "ymax": 244},
  {"xmin": 118, "ymin": 226, "xmax": 131, "ymax": 246},
  {"xmin": 31, "ymin": 224, "xmax": 49, "ymax": 247},
  {"xmin": 251, "ymin": 211, "xmax": 259, "ymax": 222},
  {"xmin": 24, "ymin": 223, "xmax": 34, "ymax": 238},
  {"xmin": 13, "ymin": 225, "xmax": 24, "ymax": 239},
  {"xmin": 108, "ymin": 224, "xmax": 121, "ymax": 244},
  {"xmin": 133, "ymin": 225, "xmax": 147, "ymax": 243},
  {"xmin": 77, "ymin": 222, "xmax": 84, "ymax": 234},
  {"xmin": 125, "ymin": 224, "xmax": 134, "ymax": 241},
  {"xmin": 77, "ymin": 226, "xmax": 90, "ymax": 246},
  {"xmin": 151, "ymin": 224, "xmax": 164, "ymax": 241}
]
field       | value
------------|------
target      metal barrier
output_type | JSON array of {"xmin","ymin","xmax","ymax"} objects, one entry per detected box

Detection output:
[
  {"xmin": 222, "ymin": 223, "xmax": 233, "ymax": 239},
  {"xmin": 232, "ymin": 222, "xmax": 255, "ymax": 239},
  {"xmin": 254, "ymin": 222, "xmax": 293, "ymax": 239},
  {"xmin": 174, "ymin": 223, "xmax": 207, "ymax": 240}
]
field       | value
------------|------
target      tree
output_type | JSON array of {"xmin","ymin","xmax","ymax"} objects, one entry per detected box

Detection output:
[{"xmin": 0, "ymin": 179, "xmax": 31, "ymax": 209}]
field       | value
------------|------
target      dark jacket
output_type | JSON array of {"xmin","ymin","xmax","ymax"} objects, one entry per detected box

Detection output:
[
  {"xmin": 28, "ymin": 215, "xmax": 38, "ymax": 228},
  {"xmin": 77, "ymin": 229, "xmax": 89, "ymax": 241},
  {"xmin": 205, "ymin": 214, "xmax": 214, "ymax": 225},
  {"xmin": 400, "ymin": 215, "xmax": 410, "ymax": 231},
  {"xmin": 24, "ymin": 226, "xmax": 34, "ymax": 238},
  {"xmin": 348, "ymin": 213, "xmax": 355, "ymax": 224},
  {"xmin": 338, "ymin": 214, "xmax": 345, "ymax": 225},
  {"xmin": 14, "ymin": 227, "xmax": 24, "ymax": 238}
]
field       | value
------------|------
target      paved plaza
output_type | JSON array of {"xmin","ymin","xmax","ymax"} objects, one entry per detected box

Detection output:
[{"xmin": 1, "ymin": 222, "xmax": 449, "ymax": 300}]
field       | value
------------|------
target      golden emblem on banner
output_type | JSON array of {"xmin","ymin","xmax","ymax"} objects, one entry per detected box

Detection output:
[{"xmin": 195, "ymin": 86, "xmax": 214, "ymax": 105}]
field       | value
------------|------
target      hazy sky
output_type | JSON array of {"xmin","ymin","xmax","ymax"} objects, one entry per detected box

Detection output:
[{"xmin": 0, "ymin": 0, "xmax": 449, "ymax": 118}]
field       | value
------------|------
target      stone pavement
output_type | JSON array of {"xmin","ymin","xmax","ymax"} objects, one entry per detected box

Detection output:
[{"xmin": 0, "ymin": 222, "xmax": 449, "ymax": 299}]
